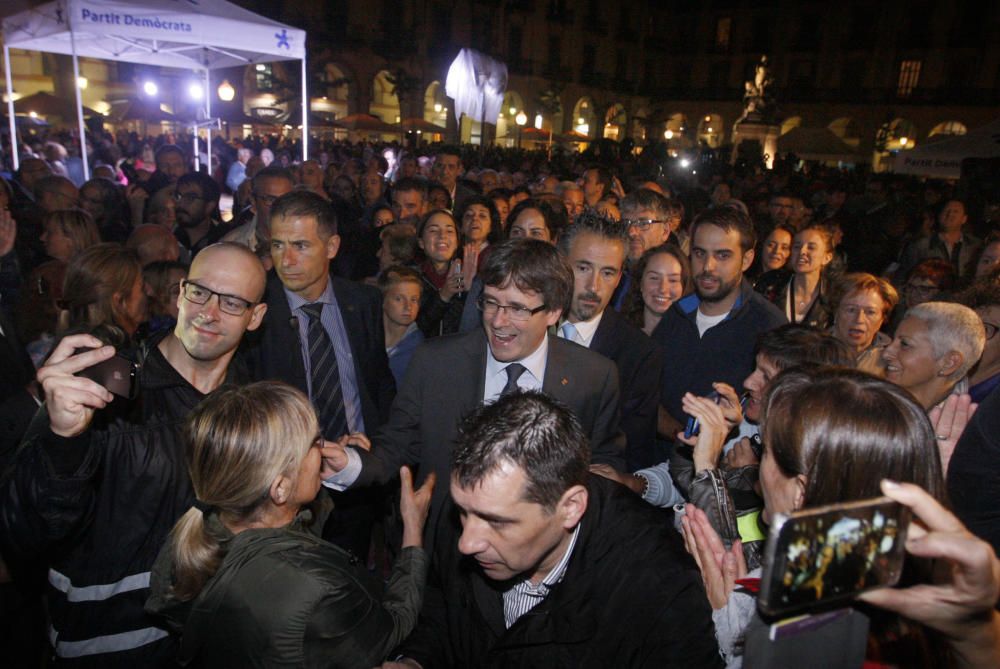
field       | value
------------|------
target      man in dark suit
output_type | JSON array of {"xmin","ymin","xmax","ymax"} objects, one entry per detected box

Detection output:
[
  {"xmin": 244, "ymin": 190, "xmax": 395, "ymax": 556},
  {"xmin": 322, "ymin": 239, "xmax": 626, "ymax": 540},
  {"xmin": 557, "ymin": 212, "xmax": 663, "ymax": 471},
  {"xmin": 435, "ymin": 147, "xmax": 475, "ymax": 212}
]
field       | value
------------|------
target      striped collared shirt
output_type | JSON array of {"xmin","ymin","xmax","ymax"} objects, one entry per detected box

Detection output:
[{"xmin": 502, "ymin": 524, "xmax": 581, "ymax": 628}]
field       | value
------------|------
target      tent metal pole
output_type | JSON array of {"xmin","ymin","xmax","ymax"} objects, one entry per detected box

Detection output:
[
  {"xmin": 301, "ymin": 54, "xmax": 308, "ymax": 161},
  {"xmin": 3, "ymin": 46, "xmax": 18, "ymax": 171},
  {"xmin": 204, "ymin": 67, "xmax": 211, "ymax": 177},
  {"xmin": 68, "ymin": 22, "xmax": 89, "ymax": 181}
]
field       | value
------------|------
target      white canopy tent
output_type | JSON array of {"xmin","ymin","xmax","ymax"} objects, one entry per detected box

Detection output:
[
  {"xmin": 2, "ymin": 0, "xmax": 307, "ymax": 178},
  {"xmin": 893, "ymin": 119, "xmax": 1000, "ymax": 179}
]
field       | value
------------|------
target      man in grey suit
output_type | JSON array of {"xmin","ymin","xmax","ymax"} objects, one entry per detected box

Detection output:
[{"xmin": 322, "ymin": 239, "xmax": 626, "ymax": 538}]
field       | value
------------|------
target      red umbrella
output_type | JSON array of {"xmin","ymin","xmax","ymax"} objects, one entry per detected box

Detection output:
[
  {"xmin": 398, "ymin": 117, "xmax": 446, "ymax": 133},
  {"xmin": 332, "ymin": 113, "xmax": 399, "ymax": 133}
]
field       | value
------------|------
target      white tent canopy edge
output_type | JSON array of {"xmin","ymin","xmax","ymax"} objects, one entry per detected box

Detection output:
[
  {"xmin": 3, "ymin": 0, "xmax": 307, "ymax": 176},
  {"xmin": 892, "ymin": 118, "xmax": 1000, "ymax": 179}
]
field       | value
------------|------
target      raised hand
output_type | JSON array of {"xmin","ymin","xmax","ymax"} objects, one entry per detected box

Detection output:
[
  {"xmin": 676, "ymin": 392, "xmax": 729, "ymax": 472},
  {"xmin": 37, "ymin": 334, "xmax": 116, "ymax": 437},
  {"xmin": 859, "ymin": 480, "xmax": 1000, "ymax": 668},
  {"xmin": 681, "ymin": 504, "xmax": 747, "ymax": 610},
  {"xmin": 928, "ymin": 393, "xmax": 977, "ymax": 476},
  {"xmin": 399, "ymin": 466, "xmax": 435, "ymax": 549}
]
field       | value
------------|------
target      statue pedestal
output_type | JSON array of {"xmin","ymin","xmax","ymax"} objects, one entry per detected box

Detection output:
[{"xmin": 731, "ymin": 120, "xmax": 780, "ymax": 168}]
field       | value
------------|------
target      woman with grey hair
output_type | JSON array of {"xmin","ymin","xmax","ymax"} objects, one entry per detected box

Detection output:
[{"xmin": 881, "ymin": 301, "xmax": 986, "ymax": 411}]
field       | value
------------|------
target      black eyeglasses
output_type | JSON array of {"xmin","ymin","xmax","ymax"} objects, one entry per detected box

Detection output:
[
  {"xmin": 622, "ymin": 218, "xmax": 665, "ymax": 231},
  {"xmin": 476, "ymin": 295, "xmax": 548, "ymax": 322},
  {"xmin": 181, "ymin": 279, "xmax": 256, "ymax": 316}
]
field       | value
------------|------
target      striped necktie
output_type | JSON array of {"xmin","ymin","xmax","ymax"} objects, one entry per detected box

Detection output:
[{"xmin": 302, "ymin": 302, "xmax": 348, "ymax": 439}]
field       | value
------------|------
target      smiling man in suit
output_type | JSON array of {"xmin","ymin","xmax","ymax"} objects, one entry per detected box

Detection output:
[
  {"xmin": 557, "ymin": 212, "xmax": 663, "ymax": 471},
  {"xmin": 323, "ymin": 238, "xmax": 625, "ymax": 541},
  {"xmin": 244, "ymin": 190, "xmax": 395, "ymax": 556}
]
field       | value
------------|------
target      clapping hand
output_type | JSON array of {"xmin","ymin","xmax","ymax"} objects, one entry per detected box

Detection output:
[{"xmin": 681, "ymin": 504, "xmax": 747, "ymax": 610}]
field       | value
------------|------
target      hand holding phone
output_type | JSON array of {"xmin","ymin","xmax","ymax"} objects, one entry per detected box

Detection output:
[
  {"xmin": 758, "ymin": 497, "xmax": 910, "ymax": 619},
  {"xmin": 859, "ymin": 480, "xmax": 1000, "ymax": 664},
  {"xmin": 37, "ymin": 334, "xmax": 117, "ymax": 437}
]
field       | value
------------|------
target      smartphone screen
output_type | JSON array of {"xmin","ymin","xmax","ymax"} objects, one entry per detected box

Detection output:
[{"xmin": 758, "ymin": 497, "xmax": 909, "ymax": 619}]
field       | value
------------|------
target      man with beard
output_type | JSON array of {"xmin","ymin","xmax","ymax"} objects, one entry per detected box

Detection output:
[
  {"xmin": 557, "ymin": 213, "xmax": 663, "ymax": 470},
  {"xmin": 172, "ymin": 172, "xmax": 230, "ymax": 257},
  {"xmin": 652, "ymin": 207, "xmax": 785, "ymax": 437}
]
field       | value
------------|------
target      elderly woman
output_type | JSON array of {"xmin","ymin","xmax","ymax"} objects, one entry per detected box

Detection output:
[
  {"xmin": 830, "ymin": 273, "xmax": 899, "ymax": 375},
  {"xmin": 147, "ymin": 381, "xmax": 433, "ymax": 668},
  {"xmin": 881, "ymin": 301, "xmax": 986, "ymax": 411}
]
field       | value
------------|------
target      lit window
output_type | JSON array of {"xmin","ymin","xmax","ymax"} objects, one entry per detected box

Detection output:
[{"xmin": 897, "ymin": 60, "xmax": 921, "ymax": 98}]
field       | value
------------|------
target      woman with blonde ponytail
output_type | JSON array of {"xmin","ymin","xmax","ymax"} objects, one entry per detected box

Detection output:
[{"xmin": 146, "ymin": 381, "xmax": 434, "ymax": 668}]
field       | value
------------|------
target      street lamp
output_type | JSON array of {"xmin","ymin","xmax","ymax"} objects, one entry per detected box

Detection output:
[
  {"xmin": 188, "ymin": 82, "xmax": 204, "ymax": 101},
  {"xmin": 664, "ymin": 129, "xmax": 674, "ymax": 140},
  {"xmin": 515, "ymin": 111, "xmax": 527, "ymax": 148},
  {"xmin": 142, "ymin": 81, "xmax": 158, "ymax": 97},
  {"xmin": 217, "ymin": 80, "xmax": 235, "ymax": 102}
]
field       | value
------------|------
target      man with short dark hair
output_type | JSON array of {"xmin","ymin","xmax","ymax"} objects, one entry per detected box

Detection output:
[
  {"xmin": 580, "ymin": 166, "xmax": 611, "ymax": 207},
  {"xmin": 557, "ymin": 213, "xmax": 663, "ymax": 470},
  {"xmin": 384, "ymin": 392, "xmax": 721, "ymax": 669},
  {"xmin": 435, "ymin": 148, "xmax": 474, "ymax": 212},
  {"xmin": 244, "ymin": 190, "xmax": 395, "ymax": 556},
  {"xmin": 897, "ymin": 199, "xmax": 982, "ymax": 279},
  {"xmin": 391, "ymin": 177, "xmax": 429, "ymax": 226},
  {"xmin": 172, "ymin": 172, "xmax": 226, "ymax": 257},
  {"xmin": 324, "ymin": 239, "xmax": 626, "ymax": 543},
  {"xmin": 148, "ymin": 145, "xmax": 188, "ymax": 193},
  {"xmin": 653, "ymin": 207, "xmax": 786, "ymax": 436}
]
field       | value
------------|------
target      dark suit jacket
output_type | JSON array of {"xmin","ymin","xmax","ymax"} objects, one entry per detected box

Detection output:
[
  {"xmin": 590, "ymin": 308, "xmax": 663, "ymax": 471},
  {"xmin": 243, "ymin": 272, "xmax": 395, "ymax": 431},
  {"xmin": 452, "ymin": 182, "xmax": 477, "ymax": 213},
  {"xmin": 356, "ymin": 329, "xmax": 626, "ymax": 536}
]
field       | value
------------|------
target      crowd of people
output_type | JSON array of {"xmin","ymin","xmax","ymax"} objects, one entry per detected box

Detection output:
[{"xmin": 0, "ymin": 128, "xmax": 999, "ymax": 668}]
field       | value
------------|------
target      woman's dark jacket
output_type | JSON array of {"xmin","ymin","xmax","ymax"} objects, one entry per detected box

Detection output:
[{"xmin": 146, "ymin": 511, "xmax": 428, "ymax": 669}]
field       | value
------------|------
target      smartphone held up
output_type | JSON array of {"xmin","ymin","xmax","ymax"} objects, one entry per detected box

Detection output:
[{"xmin": 758, "ymin": 497, "xmax": 910, "ymax": 619}]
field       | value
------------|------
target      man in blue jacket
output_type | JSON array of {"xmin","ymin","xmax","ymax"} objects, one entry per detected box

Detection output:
[{"xmin": 653, "ymin": 206, "xmax": 786, "ymax": 436}]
